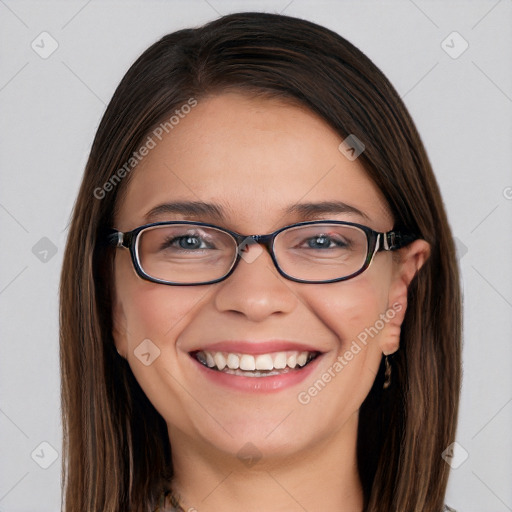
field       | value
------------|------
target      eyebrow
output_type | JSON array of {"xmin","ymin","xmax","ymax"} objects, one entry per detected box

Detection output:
[
  {"xmin": 144, "ymin": 200, "xmax": 370, "ymax": 223},
  {"xmin": 286, "ymin": 201, "xmax": 370, "ymax": 221}
]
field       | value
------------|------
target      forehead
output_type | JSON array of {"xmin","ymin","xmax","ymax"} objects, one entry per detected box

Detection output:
[{"xmin": 115, "ymin": 92, "xmax": 393, "ymax": 231}]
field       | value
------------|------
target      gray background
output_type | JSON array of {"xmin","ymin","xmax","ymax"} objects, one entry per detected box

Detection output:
[{"xmin": 1, "ymin": 1, "xmax": 511, "ymax": 511}]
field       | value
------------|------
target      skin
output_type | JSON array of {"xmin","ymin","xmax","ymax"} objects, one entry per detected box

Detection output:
[{"xmin": 112, "ymin": 91, "xmax": 430, "ymax": 512}]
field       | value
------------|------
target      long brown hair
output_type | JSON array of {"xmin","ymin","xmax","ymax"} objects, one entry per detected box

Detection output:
[{"xmin": 60, "ymin": 11, "xmax": 461, "ymax": 511}]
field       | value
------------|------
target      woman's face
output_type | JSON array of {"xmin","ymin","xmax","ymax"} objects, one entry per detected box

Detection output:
[{"xmin": 112, "ymin": 91, "xmax": 425, "ymax": 461}]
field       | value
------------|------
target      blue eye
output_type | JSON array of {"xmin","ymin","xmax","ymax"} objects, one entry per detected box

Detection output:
[
  {"xmin": 175, "ymin": 235, "xmax": 199, "ymax": 249},
  {"xmin": 161, "ymin": 234, "xmax": 212, "ymax": 251},
  {"xmin": 305, "ymin": 235, "xmax": 349, "ymax": 250}
]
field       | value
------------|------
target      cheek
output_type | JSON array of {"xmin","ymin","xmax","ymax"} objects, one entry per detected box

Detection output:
[
  {"xmin": 113, "ymin": 258, "xmax": 215, "ymax": 429},
  {"xmin": 114, "ymin": 251, "xmax": 211, "ymax": 348},
  {"xmin": 304, "ymin": 273, "xmax": 390, "ymax": 349},
  {"xmin": 294, "ymin": 273, "xmax": 391, "ymax": 420},
  {"xmin": 122, "ymin": 284, "xmax": 212, "ymax": 347}
]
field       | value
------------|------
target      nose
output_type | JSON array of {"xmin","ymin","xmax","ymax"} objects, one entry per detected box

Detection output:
[{"xmin": 213, "ymin": 243, "xmax": 298, "ymax": 322}]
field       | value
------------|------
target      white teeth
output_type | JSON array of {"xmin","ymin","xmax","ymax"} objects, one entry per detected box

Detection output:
[
  {"xmin": 205, "ymin": 352, "xmax": 215, "ymax": 368},
  {"xmin": 226, "ymin": 353, "xmax": 240, "ymax": 370},
  {"xmin": 195, "ymin": 350, "xmax": 315, "ymax": 373},
  {"xmin": 239, "ymin": 354, "xmax": 256, "ymax": 371},
  {"xmin": 214, "ymin": 352, "xmax": 227, "ymax": 370},
  {"xmin": 297, "ymin": 352, "xmax": 308, "ymax": 367},
  {"xmin": 273, "ymin": 352, "xmax": 287, "ymax": 369},
  {"xmin": 255, "ymin": 354, "xmax": 274, "ymax": 370}
]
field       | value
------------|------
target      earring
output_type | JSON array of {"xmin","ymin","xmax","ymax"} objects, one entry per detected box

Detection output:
[{"xmin": 383, "ymin": 355, "xmax": 392, "ymax": 389}]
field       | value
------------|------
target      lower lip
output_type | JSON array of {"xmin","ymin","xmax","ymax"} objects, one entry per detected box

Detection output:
[{"xmin": 189, "ymin": 353, "xmax": 323, "ymax": 393}]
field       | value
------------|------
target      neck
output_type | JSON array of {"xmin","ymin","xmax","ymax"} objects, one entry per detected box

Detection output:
[{"xmin": 167, "ymin": 413, "xmax": 364, "ymax": 512}]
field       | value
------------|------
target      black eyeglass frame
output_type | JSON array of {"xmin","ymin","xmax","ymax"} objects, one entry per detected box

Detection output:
[{"xmin": 105, "ymin": 220, "xmax": 418, "ymax": 286}]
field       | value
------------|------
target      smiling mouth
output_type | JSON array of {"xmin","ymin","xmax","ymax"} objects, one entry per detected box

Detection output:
[{"xmin": 190, "ymin": 350, "xmax": 321, "ymax": 377}]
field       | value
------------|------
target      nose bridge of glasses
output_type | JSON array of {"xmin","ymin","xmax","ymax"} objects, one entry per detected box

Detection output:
[{"xmin": 236, "ymin": 233, "xmax": 275, "ymax": 257}]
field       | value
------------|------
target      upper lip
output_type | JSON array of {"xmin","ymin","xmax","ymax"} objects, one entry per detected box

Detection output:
[{"xmin": 189, "ymin": 340, "xmax": 324, "ymax": 355}]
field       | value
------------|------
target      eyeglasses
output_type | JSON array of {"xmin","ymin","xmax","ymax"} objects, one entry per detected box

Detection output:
[{"xmin": 105, "ymin": 220, "xmax": 417, "ymax": 285}]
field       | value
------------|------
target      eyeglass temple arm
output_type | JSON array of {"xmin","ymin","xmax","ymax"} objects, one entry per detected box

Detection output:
[
  {"xmin": 380, "ymin": 231, "xmax": 418, "ymax": 251},
  {"xmin": 102, "ymin": 229, "xmax": 129, "ymax": 248}
]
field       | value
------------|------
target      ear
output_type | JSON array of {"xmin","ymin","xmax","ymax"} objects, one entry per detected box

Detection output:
[{"xmin": 379, "ymin": 239, "xmax": 431, "ymax": 356}]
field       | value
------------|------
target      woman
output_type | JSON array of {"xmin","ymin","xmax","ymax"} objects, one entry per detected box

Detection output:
[{"xmin": 60, "ymin": 11, "xmax": 461, "ymax": 512}]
